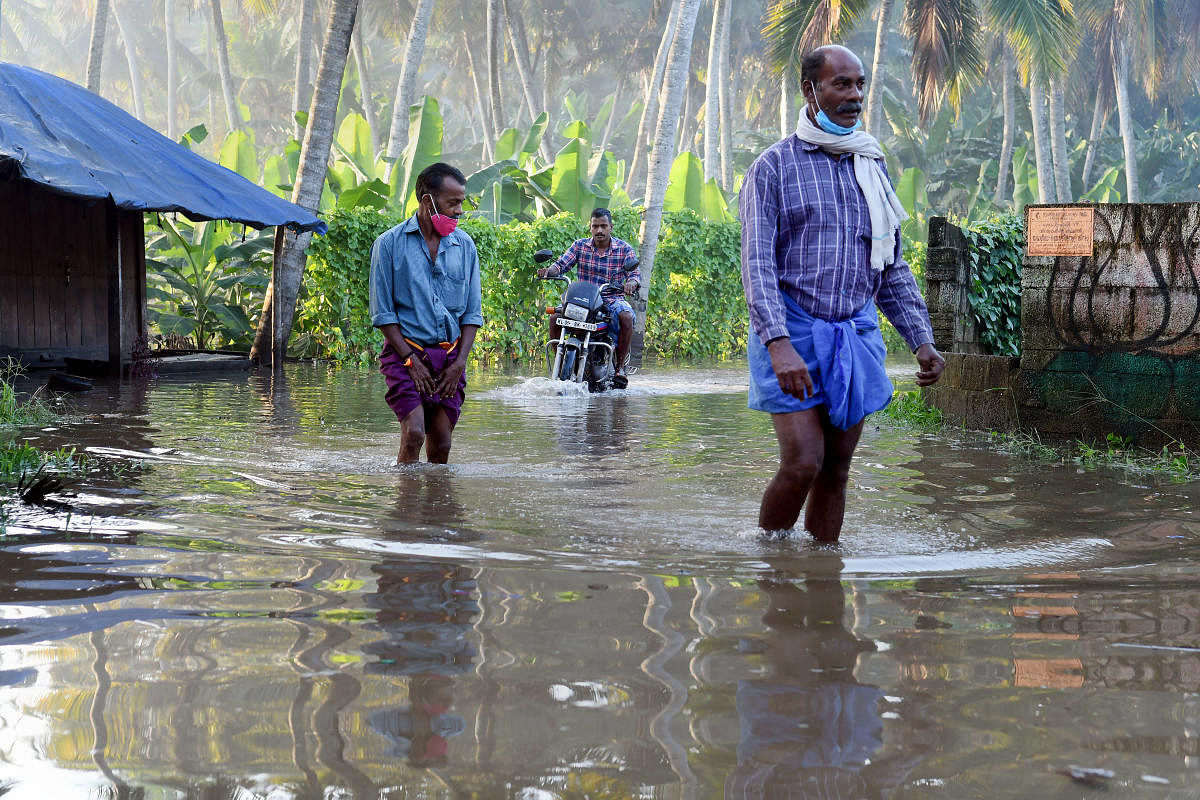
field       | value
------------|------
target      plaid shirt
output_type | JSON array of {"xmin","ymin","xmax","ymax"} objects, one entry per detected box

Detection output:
[
  {"xmin": 547, "ymin": 236, "xmax": 641, "ymax": 298},
  {"xmin": 740, "ymin": 135, "xmax": 934, "ymax": 351}
]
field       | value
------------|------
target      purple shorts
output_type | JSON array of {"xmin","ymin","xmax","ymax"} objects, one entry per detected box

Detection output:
[{"xmin": 380, "ymin": 342, "xmax": 467, "ymax": 428}]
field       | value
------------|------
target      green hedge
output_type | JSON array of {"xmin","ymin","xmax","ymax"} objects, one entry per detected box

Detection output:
[{"xmin": 296, "ymin": 207, "xmax": 746, "ymax": 364}]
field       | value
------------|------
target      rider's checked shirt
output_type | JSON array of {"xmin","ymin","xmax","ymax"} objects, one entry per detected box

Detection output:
[
  {"xmin": 546, "ymin": 236, "xmax": 642, "ymax": 300},
  {"xmin": 740, "ymin": 135, "xmax": 934, "ymax": 351}
]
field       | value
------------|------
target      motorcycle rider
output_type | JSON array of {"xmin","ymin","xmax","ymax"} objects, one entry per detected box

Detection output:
[{"xmin": 535, "ymin": 207, "xmax": 641, "ymax": 388}]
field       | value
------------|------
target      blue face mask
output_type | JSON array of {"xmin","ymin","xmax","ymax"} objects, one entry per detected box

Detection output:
[
  {"xmin": 815, "ymin": 106, "xmax": 862, "ymax": 135},
  {"xmin": 810, "ymin": 83, "xmax": 863, "ymax": 135}
]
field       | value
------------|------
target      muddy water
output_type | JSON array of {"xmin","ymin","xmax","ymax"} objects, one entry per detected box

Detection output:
[{"xmin": 1, "ymin": 361, "xmax": 1199, "ymax": 798}]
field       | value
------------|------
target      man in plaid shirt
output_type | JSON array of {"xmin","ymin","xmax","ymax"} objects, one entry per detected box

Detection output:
[{"xmin": 536, "ymin": 207, "xmax": 641, "ymax": 386}]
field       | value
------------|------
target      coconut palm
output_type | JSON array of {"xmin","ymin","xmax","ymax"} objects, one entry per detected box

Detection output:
[
  {"xmin": 703, "ymin": 0, "xmax": 726, "ymax": 182},
  {"xmin": 293, "ymin": 0, "xmax": 316, "ymax": 138},
  {"xmin": 252, "ymin": 0, "xmax": 359, "ymax": 364},
  {"xmin": 385, "ymin": 0, "xmax": 435, "ymax": 167},
  {"xmin": 209, "ymin": 0, "xmax": 241, "ymax": 131},
  {"xmin": 109, "ymin": 0, "xmax": 143, "ymax": 118},
  {"xmin": 1078, "ymin": 0, "xmax": 1176, "ymax": 203},
  {"xmin": 636, "ymin": 0, "xmax": 704, "ymax": 336},
  {"xmin": 628, "ymin": 0, "xmax": 680, "ymax": 195},
  {"xmin": 86, "ymin": 0, "xmax": 109, "ymax": 93}
]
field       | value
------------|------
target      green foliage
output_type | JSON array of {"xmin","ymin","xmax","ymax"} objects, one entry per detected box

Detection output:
[
  {"xmin": 878, "ymin": 390, "xmax": 944, "ymax": 429},
  {"xmin": 994, "ymin": 429, "xmax": 1197, "ymax": 481},
  {"xmin": 0, "ymin": 359, "xmax": 55, "ymax": 427},
  {"xmin": 146, "ymin": 216, "xmax": 275, "ymax": 350},
  {"xmin": 963, "ymin": 213, "xmax": 1024, "ymax": 357},
  {"xmin": 646, "ymin": 209, "xmax": 745, "ymax": 358},
  {"xmin": 662, "ymin": 152, "xmax": 732, "ymax": 222},
  {"xmin": 296, "ymin": 206, "xmax": 396, "ymax": 363}
]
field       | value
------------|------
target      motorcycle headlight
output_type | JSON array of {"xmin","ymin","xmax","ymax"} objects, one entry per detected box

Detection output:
[{"xmin": 564, "ymin": 303, "xmax": 589, "ymax": 321}]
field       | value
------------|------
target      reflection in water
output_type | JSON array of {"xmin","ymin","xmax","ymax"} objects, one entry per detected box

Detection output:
[
  {"xmin": 728, "ymin": 554, "xmax": 918, "ymax": 799},
  {"xmin": 371, "ymin": 475, "xmax": 477, "ymax": 773}
]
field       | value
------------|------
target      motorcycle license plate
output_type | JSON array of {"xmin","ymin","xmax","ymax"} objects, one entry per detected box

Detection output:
[{"xmin": 558, "ymin": 318, "xmax": 599, "ymax": 331}]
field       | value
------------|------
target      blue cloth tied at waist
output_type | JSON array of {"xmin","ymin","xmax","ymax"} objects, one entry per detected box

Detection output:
[{"xmin": 748, "ymin": 293, "xmax": 894, "ymax": 430}]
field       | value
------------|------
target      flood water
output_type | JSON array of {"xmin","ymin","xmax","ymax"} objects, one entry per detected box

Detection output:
[{"xmin": 2, "ymin": 360, "xmax": 1199, "ymax": 798}]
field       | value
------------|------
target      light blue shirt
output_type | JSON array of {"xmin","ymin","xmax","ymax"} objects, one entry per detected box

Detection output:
[{"xmin": 369, "ymin": 215, "xmax": 484, "ymax": 345}]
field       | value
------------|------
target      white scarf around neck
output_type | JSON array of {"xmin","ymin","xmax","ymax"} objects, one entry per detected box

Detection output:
[{"xmin": 796, "ymin": 111, "xmax": 908, "ymax": 272}]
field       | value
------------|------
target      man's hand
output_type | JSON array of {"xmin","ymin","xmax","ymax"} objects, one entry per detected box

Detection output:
[
  {"xmin": 767, "ymin": 338, "xmax": 814, "ymax": 399},
  {"xmin": 914, "ymin": 343, "xmax": 945, "ymax": 387},
  {"xmin": 407, "ymin": 356, "xmax": 435, "ymax": 396},
  {"xmin": 536, "ymin": 267, "xmax": 550, "ymax": 278},
  {"xmin": 623, "ymin": 278, "xmax": 639, "ymax": 295},
  {"xmin": 434, "ymin": 358, "xmax": 466, "ymax": 398}
]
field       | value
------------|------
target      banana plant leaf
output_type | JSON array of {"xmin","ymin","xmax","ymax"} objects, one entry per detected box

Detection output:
[
  {"xmin": 218, "ymin": 130, "xmax": 258, "ymax": 183},
  {"xmin": 389, "ymin": 96, "xmax": 444, "ymax": 215}
]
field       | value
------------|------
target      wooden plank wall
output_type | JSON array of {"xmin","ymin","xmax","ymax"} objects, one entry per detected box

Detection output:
[{"xmin": 0, "ymin": 178, "xmax": 144, "ymax": 367}]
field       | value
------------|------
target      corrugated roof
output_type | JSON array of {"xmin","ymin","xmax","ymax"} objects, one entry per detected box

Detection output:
[{"xmin": 0, "ymin": 62, "xmax": 326, "ymax": 234}]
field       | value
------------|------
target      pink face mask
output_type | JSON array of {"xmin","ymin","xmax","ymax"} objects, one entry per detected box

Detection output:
[{"xmin": 426, "ymin": 194, "xmax": 458, "ymax": 236}]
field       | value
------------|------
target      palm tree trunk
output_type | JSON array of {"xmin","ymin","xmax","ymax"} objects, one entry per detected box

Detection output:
[
  {"xmin": 676, "ymin": 74, "xmax": 692, "ymax": 154},
  {"xmin": 779, "ymin": 73, "xmax": 791, "ymax": 139},
  {"xmin": 87, "ymin": 0, "xmax": 110, "ymax": 93},
  {"xmin": 1081, "ymin": 86, "xmax": 1107, "ymax": 189},
  {"xmin": 717, "ymin": 0, "xmax": 732, "ymax": 188},
  {"xmin": 351, "ymin": 7, "xmax": 378, "ymax": 155},
  {"xmin": 385, "ymin": 0, "xmax": 435, "ymax": 166},
  {"xmin": 110, "ymin": 0, "xmax": 143, "ymax": 118},
  {"xmin": 995, "ymin": 46, "xmax": 1014, "ymax": 204},
  {"xmin": 293, "ymin": 0, "xmax": 316, "ymax": 140},
  {"xmin": 165, "ymin": 0, "xmax": 177, "ymax": 139},
  {"xmin": 209, "ymin": 0, "xmax": 240, "ymax": 132},
  {"xmin": 1112, "ymin": 40, "xmax": 1139, "ymax": 202},
  {"xmin": 251, "ymin": 0, "xmax": 358, "ymax": 366},
  {"xmin": 502, "ymin": 0, "xmax": 538, "ymax": 123},
  {"xmin": 628, "ymin": 0, "xmax": 680, "ymax": 194},
  {"xmin": 486, "ymin": 0, "xmax": 504, "ymax": 140},
  {"xmin": 703, "ymin": 0, "xmax": 724, "ymax": 180},
  {"xmin": 865, "ymin": 0, "xmax": 895, "ymax": 135},
  {"xmin": 1028, "ymin": 64, "xmax": 1052, "ymax": 204},
  {"xmin": 635, "ymin": 0, "xmax": 703, "ymax": 337},
  {"xmin": 1048, "ymin": 74, "xmax": 1071, "ymax": 202},
  {"xmin": 464, "ymin": 30, "xmax": 493, "ymax": 162}
]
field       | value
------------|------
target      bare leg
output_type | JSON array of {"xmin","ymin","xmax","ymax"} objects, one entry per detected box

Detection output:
[
  {"xmin": 803, "ymin": 417, "xmax": 864, "ymax": 542},
  {"xmin": 615, "ymin": 310, "xmax": 634, "ymax": 372},
  {"xmin": 398, "ymin": 404, "xmax": 427, "ymax": 464},
  {"xmin": 759, "ymin": 408, "xmax": 825, "ymax": 532},
  {"xmin": 424, "ymin": 406, "xmax": 455, "ymax": 464}
]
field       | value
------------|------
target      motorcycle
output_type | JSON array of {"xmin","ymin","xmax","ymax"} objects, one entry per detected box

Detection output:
[{"xmin": 534, "ymin": 248, "xmax": 637, "ymax": 392}]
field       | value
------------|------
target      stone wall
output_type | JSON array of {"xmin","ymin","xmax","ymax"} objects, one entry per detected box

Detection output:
[{"xmin": 922, "ymin": 204, "xmax": 1200, "ymax": 446}]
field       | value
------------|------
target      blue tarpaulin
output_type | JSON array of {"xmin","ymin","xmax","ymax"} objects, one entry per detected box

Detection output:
[{"xmin": 0, "ymin": 62, "xmax": 326, "ymax": 234}]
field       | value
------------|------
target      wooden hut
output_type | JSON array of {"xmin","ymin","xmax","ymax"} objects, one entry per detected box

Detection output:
[{"xmin": 0, "ymin": 63, "xmax": 325, "ymax": 373}]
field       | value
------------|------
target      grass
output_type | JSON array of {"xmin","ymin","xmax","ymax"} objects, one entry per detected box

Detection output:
[
  {"xmin": 877, "ymin": 390, "xmax": 944, "ymax": 430},
  {"xmin": 879, "ymin": 387, "xmax": 1197, "ymax": 482},
  {"xmin": 0, "ymin": 357, "xmax": 55, "ymax": 426},
  {"xmin": 989, "ymin": 429, "xmax": 1197, "ymax": 482}
]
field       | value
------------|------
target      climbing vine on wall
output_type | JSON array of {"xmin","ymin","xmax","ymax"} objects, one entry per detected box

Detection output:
[{"xmin": 964, "ymin": 213, "xmax": 1024, "ymax": 357}]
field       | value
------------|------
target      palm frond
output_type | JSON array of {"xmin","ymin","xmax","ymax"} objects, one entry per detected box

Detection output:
[
  {"xmin": 905, "ymin": 0, "xmax": 986, "ymax": 122},
  {"xmin": 987, "ymin": 0, "xmax": 1079, "ymax": 79},
  {"xmin": 762, "ymin": 0, "xmax": 871, "ymax": 81}
]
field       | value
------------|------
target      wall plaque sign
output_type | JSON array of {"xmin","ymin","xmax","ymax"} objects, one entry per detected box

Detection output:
[{"xmin": 1026, "ymin": 207, "xmax": 1095, "ymax": 257}]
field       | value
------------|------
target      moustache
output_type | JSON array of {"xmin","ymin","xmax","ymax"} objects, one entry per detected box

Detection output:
[{"xmin": 837, "ymin": 101, "xmax": 863, "ymax": 114}]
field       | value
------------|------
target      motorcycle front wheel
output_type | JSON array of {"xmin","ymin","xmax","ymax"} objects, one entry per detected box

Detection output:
[{"xmin": 557, "ymin": 348, "xmax": 577, "ymax": 381}]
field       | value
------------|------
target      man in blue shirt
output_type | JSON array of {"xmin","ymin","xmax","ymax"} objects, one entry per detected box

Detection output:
[
  {"xmin": 740, "ymin": 45, "xmax": 944, "ymax": 542},
  {"xmin": 369, "ymin": 163, "xmax": 484, "ymax": 464}
]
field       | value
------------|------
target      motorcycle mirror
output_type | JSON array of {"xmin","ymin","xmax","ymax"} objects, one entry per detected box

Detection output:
[
  {"xmin": 623, "ymin": 259, "xmax": 640, "ymax": 273},
  {"xmin": 533, "ymin": 249, "xmax": 556, "ymax": 264}
]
